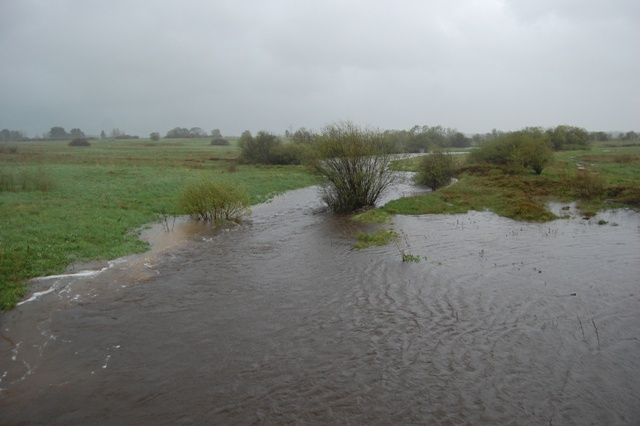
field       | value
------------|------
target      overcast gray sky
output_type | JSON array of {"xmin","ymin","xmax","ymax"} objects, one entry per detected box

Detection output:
[{"xmin": 1, "ymin": 0, "xmax": 638, "ymax": 137}]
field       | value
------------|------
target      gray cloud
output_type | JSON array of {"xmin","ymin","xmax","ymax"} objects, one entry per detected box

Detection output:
[{"xmin": 1, "ymin": 0, "xmax": 638, "ymax": 137}]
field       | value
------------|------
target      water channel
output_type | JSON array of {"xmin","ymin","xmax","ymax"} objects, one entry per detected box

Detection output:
[{"xmin": 1, "ymin": 183, "xmax": 639, "ymax": 425}]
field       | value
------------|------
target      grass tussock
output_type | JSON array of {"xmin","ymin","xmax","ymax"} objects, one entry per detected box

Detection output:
[
  {"xmin": 351, "ymin": 209, "xmax": 392, "ymax": 223},
  {"xmin": 354, "ymin": 228, "xmax": 398, "ymax": 249}
]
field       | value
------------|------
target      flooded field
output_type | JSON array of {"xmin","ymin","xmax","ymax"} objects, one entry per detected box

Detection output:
[{"xmin": 1, "ymin": 185, "xmax": 639, "ymax": 425}]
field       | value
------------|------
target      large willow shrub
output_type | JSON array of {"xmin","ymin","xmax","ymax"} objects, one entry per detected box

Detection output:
[{"xmin": 314, "ymin": 122, "xmax": 400, "ymax": 213}]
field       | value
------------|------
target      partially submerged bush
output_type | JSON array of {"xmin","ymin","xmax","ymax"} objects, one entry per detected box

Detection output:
[
  {"xmin": 314, "ymin": 122, "xmax": 400, "ymax": 213},
  {"xmin": 69, "ymin": 138, "xmax": 90, "ymax": 147},
  {"xmin": 178, "ymin": 180, "xmax": 250, "ymax": 222},
  {"xmin": 415, "ymin": 151, "xmax": 458, "ymax": 190}
]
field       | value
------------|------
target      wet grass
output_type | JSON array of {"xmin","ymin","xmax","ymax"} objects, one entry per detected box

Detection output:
[
  {"xmin": 0, "ymin": 138, "xmax": 317, "ymax": 310},
  {"xmin": 351, "ymin": 209, "xmax": 393, "ymax": 223},
  {"xmin": 354, "ymin": 228, "xmax": 398, "ymax": 249},
  {"xmin": 385, "ymin": 142, "xmax": 640, "ymax": 221}
]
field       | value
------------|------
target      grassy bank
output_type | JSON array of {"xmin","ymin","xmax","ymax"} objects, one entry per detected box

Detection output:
[
  {"xmin": 385, "ymin": 142, "xmax": 640, "ymax": 221},
  {"xmin": 0, "ymin": 138, "xmax": 317, "ymax": 310}
]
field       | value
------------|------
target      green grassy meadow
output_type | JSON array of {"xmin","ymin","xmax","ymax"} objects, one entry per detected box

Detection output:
[{"xmin": 0, "ymin": 138, "xmax": 317, "ymax": 310}]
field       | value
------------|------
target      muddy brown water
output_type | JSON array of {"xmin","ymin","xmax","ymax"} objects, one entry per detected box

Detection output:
[{"xmin": 1, "ymin": 184, "xmax": 639, "ymax": 425}]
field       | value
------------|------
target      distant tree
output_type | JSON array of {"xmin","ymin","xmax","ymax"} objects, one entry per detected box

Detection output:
[
  {"xmin": 48, "ymin": 126, "xmax": 68, "ymax": 139},
  {"xmin": 150, "ymin": 132, "xmax": 160, "ymax": 141},
  {"xmin": 450, "ymin": 132, "xmax": 471, "ymax": 148},
  {"xmin": 100, "ymin": 130, "xmax": 106, "ymax": 139},
  {"xmin": 110, "ymin": 128, "xmax": 124, "ymax": 139},
  {"xmin": 622, "ymin": 131, "xmax": 639, "ymax": 141},
  {"xmin": 165, "ymin": 127, "xmax": 191, "ymax": 138},
  {"xmin": 589, "ymin": 131, "xmax": 609, "ymax": 142},
  {"xmin": 189, "ymin": 127, "xmax": 206, "ymax": 137},
  {"xmin": 291, "ymin": 128, "xmax": 314, "ymax": 144},
  {"xmin": 0, "ymin": 129, "xmax": 25, "ymax": 141},
  {"xmin": 238, "ymin": 131, "xmax": 281, "ymax": 164},
  {"xmin": 211, "ymin": 129, "xmax": 222, "ymax": 138},
  {"xmin": 470, "ymin": 127, "xmax": 553, "ymax": 174},
  {"xmin": 69, "ymin": 128, "xmax": 85, "ymax": 138},
  {"xmin": 546, "ymin": 125, "xmax": 590, "ymax": 150}
]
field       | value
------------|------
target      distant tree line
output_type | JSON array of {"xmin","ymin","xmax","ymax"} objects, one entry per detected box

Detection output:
[
  {"xmin": 164, "ymin": 127, "xmax": 223, "ymax": 139},
  {"xmin": 2, "ymin": 124, "xmax": 638, "ymax": 144},
  {"xmin": 0, "ymin": 129, "xmax": 26, "ymax": 141},
  {"xmin": 101, "ymin": 128, "xmax": 139, "ymax": 140},
  {"xmin": 381, "ymin": 125, "xmax": 472, "ymax": 152},
  {"xmin": 236, "ymin": 123, "xmax": 640, "ymax": 168}
]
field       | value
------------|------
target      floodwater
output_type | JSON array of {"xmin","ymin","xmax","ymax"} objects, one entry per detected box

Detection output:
[{"xmin": 1, "ymin": 183, "xmax": 639, "ymax": 425}]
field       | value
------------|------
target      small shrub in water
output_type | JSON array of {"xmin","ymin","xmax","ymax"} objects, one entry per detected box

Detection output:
[
  {"xmin": 402, "ymin": 253, "xmax": 421, "ymax": 262},
  {"xmin": 179, "ymin": 180, "xmax": 250, "ymax": 222}
]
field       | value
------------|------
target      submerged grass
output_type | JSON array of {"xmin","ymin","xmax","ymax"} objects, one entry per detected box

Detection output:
[
  {"xmin": 351, "ymin": 209, "xmax": 393, "ymax": 223},
  {"xmin": 0, "ymin": 138, "xmax": 317, "ymax": 310},
  {"xmin": 354, "ymin": 228, "xmax": 398, "ymax": 249}
]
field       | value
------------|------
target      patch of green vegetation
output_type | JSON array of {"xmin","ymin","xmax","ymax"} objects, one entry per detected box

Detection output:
[
  {"xmin": 178, "ymin": 179, "xmax": 250, "ymax": 222},
  {"xmin": 354, "ymin": 228, "xmax": 398, "ymax": 249},
  {"xmin": 351, "ymin": 209, "xmax": 392, "ymax": 223},
  {"xmin": 0, "ymin": 139, "xmax": 317, "ymax": 310},
  {"xmin": 384, "ymin": 142, "xmax": 640, "ymax": 221},
  {"xmin": 401, "ymin": 253, "xmax": 421, "ymax": 263},
  {"xmin": 385, "ymin": 168, "xmax": 558, "ymax": 221}
]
